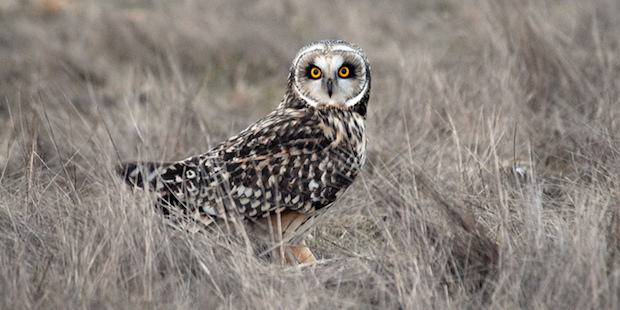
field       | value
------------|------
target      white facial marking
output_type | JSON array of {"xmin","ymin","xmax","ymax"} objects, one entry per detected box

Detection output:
[
  {"xmin": 292, "ymin": 46, "xmax": 325, "ymax": 66},
  {"xmin": 332, "ymin": 45, "xmax": 359, "ymax": 53},
  {"xmin": 343, "ymin": 80, "xmax": 369, "ymax": 107},
  {"xmin": 293, "ymin": 42, "xmax": 368, "ymax": 108},
  {"xmin": 312, "ymin": 55, "xmax": 344, "ymax": 72}
]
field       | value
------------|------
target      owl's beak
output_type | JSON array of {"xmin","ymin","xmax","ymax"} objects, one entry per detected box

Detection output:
[{"xmin": 326, "ymin": 79, "xmax": 333, "ymax": 98}]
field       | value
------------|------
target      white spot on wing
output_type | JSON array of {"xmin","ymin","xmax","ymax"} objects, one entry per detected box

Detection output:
[
  {"xmin": 129, "ymin": 167, "xmax": 140, "ymax": 178},
  {"xmin": 291, "ymin": 196, "xmax": 300, "ymax": 204},
  {"xmin": 236, "ymin": 185, "xmax": 245, "ymax": 197},
  {"xmin": 201, "ymin": 205, "xmax": 217, "ymax": 216},
  {"xmin": 244, "ymin": 187, "xmax": 253, "ymax": 197},
  {"xmin": 308, "ymin": 180, "xmax": 319, "ymax": 191},
  {"xmin": 147, "ymin": 170, "xmax": 158, "ymax": 182}
]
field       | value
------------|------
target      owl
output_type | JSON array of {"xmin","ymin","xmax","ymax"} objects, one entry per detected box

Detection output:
[{"xmin": 118, "ymin": 40, "xmax": 371, "ymax": 264}]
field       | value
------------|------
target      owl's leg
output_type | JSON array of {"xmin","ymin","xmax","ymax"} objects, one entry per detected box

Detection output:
[
  {"xmin": 289, "ymin": 245, "xmax": 316, "ymax": 263},
  {"xmin": 268, "ymin": 211, "xmax": 318, "ymax": 264},
  {"xmin": 273, "ymin": 245, "xmax": 316, "ymax": 264}
]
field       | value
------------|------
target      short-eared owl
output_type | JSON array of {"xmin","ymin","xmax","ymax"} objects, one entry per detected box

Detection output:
[{"xmin": 118, "ymin": 40, "xmax": 371, "ymax": 263}]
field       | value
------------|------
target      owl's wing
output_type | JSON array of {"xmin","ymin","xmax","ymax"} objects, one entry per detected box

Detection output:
[
  {"xmin": 118, "ymin": 153, "xmax": 227, "ymax": 218},
  {"xmin": 220, "ymin": 109, "xmax": 363, "ymax": 219},
  {"xmin": 118, "ymin": 108, "xmax": 363, "ymax": 221}
]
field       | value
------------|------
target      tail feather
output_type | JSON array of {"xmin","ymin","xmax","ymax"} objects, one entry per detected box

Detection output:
[{"xmin": 117, "ymin": 162, "xmax": 166, "ymax": 189}]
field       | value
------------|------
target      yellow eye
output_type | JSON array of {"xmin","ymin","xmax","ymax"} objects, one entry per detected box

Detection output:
[
  {"xmin": 310, "ymin": 67, "xmax": 321, "ymax": 79},
  {"xmin": 338, "ymin": 66, "xmax": 350, "ymax": 78}
]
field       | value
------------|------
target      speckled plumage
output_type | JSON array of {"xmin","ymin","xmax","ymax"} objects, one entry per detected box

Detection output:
[{"xmin": 118, "ymin": 40, "xmax": 371, "ymax": 263}]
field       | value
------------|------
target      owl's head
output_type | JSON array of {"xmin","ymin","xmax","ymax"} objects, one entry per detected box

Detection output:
[{"xmin": 285, "ymin": 40, "xmax": 371, "ymax": 115}]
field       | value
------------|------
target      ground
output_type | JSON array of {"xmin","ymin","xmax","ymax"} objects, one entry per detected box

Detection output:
[{"xmin": 1, "ymin": 0, "xmax": 620, "ymax": 308}]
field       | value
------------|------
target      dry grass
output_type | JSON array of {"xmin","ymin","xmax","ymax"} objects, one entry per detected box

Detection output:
[{"xmin": 2, "ymin": 0, "xmax": 620, "ymax": 308}]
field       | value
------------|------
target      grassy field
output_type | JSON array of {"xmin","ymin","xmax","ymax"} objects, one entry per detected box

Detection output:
[{"xmin": 2, "ymin": 0, "xmax": 620, "ymax": 308}]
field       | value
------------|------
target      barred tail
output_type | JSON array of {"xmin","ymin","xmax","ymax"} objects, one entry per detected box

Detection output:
[{"xmin": 117, "ymin": 162, "xmax": 167, "ymax": 189}]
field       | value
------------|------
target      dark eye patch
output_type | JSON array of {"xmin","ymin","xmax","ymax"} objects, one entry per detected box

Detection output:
[
  {"xmin": 340, "ymin": 62, "xmax": 357, "ymax": 79},
  {"xmin": 306, "ymin": 65, "xmax": 321, "ymax": 79}
]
